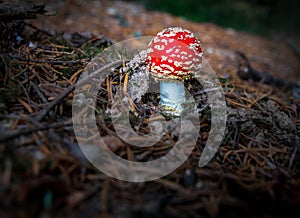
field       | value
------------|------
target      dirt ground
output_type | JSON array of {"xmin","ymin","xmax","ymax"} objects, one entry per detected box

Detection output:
[{"xmin": 0, "ymin": 0, "xmax": 300, "ymax": 217}]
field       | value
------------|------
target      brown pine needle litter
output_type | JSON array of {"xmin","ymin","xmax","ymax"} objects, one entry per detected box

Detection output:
[{"xmin": 1, "ymin": 19, "xmax": 300, "ymax": 218}]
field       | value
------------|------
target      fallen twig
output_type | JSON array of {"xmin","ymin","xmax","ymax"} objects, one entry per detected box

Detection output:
[
  {"xmin": 0, "ymin": 1, "xmax": 55, "ymax": 22},
  {"xmin": 0, "ymin": 119, "xmax": 72, "ymax": 142},
  {"xmin": 235, "ymin": 51, "xmax": 300, "ymax": 91},
  {"xmin": 8, "ymin": 53, "xmax": 81, "ymax": 64}
]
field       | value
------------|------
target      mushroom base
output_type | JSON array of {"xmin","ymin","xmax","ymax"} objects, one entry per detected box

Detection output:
[{"xmin": 160, "ymin": 81, "xmax": 185, "ymax": 115}]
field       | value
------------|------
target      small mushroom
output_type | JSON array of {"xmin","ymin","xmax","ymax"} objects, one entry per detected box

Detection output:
[{"xmin": 146, "ymin": 27, "xmax": 203, "ymax": 115}]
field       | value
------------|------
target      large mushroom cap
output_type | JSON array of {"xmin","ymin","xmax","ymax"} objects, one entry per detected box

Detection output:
[{"xmin": 146, "ymin": 27, "xmax": 203, "ymax": 81}]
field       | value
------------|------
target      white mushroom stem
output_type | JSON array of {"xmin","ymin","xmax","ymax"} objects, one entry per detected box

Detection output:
[{"xmin": 160, "ymin": 81, "xmax": 185, "ymax": 114}]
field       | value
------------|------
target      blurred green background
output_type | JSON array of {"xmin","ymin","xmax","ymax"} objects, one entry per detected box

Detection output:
[{"xmin": 131, "ymin": 0, "xmax": 299, "ymax": 36}]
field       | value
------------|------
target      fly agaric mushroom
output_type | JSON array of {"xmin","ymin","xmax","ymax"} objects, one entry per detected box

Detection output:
[{"xmin": 146, "ymin": 27, "xmax": 203, "ymax": 115}]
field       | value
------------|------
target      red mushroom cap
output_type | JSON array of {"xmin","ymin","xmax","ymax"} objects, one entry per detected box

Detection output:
[{"xmin": 146, "ymin": 27, "xmax": 203, "ymax": 81}]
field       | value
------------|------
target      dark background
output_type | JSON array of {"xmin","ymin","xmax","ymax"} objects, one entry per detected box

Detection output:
[{"xmin": 131, "ymin": 0, "xmax": 300, "ymax": 36}]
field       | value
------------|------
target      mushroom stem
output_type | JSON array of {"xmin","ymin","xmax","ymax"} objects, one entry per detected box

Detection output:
[{"xmin": 160, "ymin": 81, "xmax": 185, "ymax": 114}]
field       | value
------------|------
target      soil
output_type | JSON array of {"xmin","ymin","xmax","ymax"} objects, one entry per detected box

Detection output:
[{"xmin": 0, "ymin": 0, "xmax": 300, "ymax": 218}]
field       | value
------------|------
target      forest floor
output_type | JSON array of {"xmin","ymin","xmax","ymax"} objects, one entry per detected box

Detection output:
[{"xmin": 0, "ymin": 0, "xmax": 299, "ymax": 217}]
